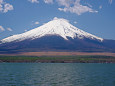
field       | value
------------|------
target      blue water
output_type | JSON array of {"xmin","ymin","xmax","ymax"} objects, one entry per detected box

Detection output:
[{"xmin": 0, "ymin": 63, "xmax": 115, "ymax": 86}]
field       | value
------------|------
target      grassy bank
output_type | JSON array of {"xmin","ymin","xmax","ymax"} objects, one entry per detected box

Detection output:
[{"xmin": 0, "ymin": 55, "xmax": 115, "ymax": 63}]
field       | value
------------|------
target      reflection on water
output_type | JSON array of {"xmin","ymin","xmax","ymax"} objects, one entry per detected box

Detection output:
[{"xmin": 0, "ymin": 63, "xmax": 115, "ymax": 86}]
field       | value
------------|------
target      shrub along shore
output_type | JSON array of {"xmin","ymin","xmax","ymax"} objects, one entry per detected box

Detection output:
[{"xmin": 0, "ymin": 55, "xmax": 115, "ymax": 63}]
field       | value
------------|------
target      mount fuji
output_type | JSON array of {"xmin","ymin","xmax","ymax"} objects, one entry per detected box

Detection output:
[{"xmin": 0, "ymin": 17, "xmax": 115, "ymax": 53}]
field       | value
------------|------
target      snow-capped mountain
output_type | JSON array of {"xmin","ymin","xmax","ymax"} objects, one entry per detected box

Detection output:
[
  {"xmin": 1, "ymin": 17, "xmax": 103, "ymax": 44},
  {"xmin": 0, "ymin": 17, "xmax": 115, "ymax": 53}
]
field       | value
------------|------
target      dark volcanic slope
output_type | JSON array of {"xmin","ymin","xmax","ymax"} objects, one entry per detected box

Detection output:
[{"xmin": 0, "ymin": 35, "xmax": 114, "ymax": 53}]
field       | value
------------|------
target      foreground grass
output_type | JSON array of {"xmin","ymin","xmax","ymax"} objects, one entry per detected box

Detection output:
[{"xmin": 0, "ymin": 55, "xmax": 115, "ymax": 63}]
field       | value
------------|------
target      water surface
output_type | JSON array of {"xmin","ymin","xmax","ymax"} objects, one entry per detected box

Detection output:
[{"xmin": 0, "ymin": 63, "xmax": 115, "ymax": 86}]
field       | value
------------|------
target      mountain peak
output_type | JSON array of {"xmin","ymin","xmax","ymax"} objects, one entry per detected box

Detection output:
[{"xmin": 1, "ymin": 17, "xmax": 103, "ymax": 44}]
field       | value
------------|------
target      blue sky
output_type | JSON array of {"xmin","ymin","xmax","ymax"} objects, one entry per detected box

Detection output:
[{"xmin": 0, "ymin": 0, "xmax": 115, "ymax": 40}]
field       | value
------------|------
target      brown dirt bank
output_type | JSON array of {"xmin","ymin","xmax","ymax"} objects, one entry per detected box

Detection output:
[{"xmin": 0, "ymin": 52, "xmax": 115, "ymax": 57}]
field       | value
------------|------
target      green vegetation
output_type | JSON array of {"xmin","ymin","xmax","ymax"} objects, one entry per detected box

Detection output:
[{"xmin": 0, "ymin": 55, "xmax": 115, "ymax": 63}]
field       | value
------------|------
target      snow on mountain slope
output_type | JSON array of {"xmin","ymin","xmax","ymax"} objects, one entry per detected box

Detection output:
[{"xmin": 1, "ymin": 17, "xmax": 103, "ymax": 44}]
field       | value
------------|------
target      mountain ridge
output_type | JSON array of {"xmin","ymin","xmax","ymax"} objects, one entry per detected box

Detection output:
[{"xmin": 0, "ymin": 17, "xmax": 103, "ymax": 44}]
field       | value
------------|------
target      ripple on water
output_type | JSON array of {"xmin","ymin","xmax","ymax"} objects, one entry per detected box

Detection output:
[{"xmin": 0, "ymin": 63, "xmax": 115, "ymax": 86}]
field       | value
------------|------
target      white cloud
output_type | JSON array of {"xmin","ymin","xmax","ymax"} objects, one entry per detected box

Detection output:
[
  {"xmin": 7, "ymin": 28, "xmax": 13, "ymax": 31},
  {"xmin": 0, "ymin": 0, "xmax": 13, "ymax": 13},
  {"xmin": 57, "ymin": 0, "xmax": 73, "ymax": 7},
  {"xmin": 35, "ymin": 21, "xmax": 39, "ymax": 24},
  {"xmin": 28, "ymin": 0, "xmax": 39, "ymax": 3},
  {"xmin": 74, "ymin": 21, "xmax": 77, "ymax": 24},
  {"xmin": 24, "ymin": 29, "xmax": 27, "ymax": 32},
  {"xmin": 109, "ymin": 0, "xmax": 112, "ymax": 4},
  {"xmin": 0, "ymin": 0, "xmax": 3, "ymax": 3},
  {"xmin": 44, "ymin": 0, "xmax": 53, "ymax": 4},
  {"xmin": 0, "ymin": 26, "xmax": 13, "ymax": 32},
  {"xmin": 86, "ymin": 3, "xmax": 92, "ymax": 8},
  {"xmin": 0, "ymin": 4, "xmax": 3, "ymax": 12},
  {"xmin": 57, "ymin": 0, "xmax": 98, "ymax": 15},
  {"xmin": 3, "ymin": 3, "xmax": 13, "ymax": 13},
  {"xmin": 99, "ymin": 5, "xmax": 102, "ymax": 9},
  {"xmin": 0, "ymin": 25, "xmax": 5, "ymax": 31}
]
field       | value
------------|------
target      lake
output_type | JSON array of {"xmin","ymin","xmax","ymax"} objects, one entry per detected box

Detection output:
[{"xmin": 0, "ymin": 63, "xmax": 115, "ymax": 86}]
